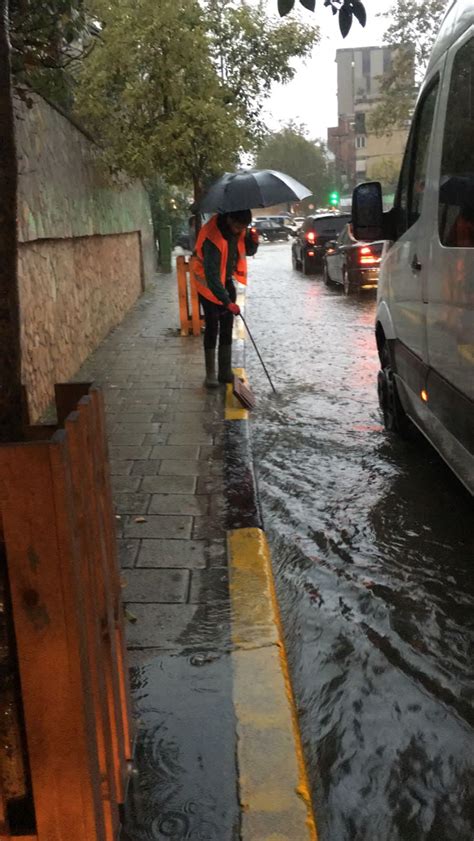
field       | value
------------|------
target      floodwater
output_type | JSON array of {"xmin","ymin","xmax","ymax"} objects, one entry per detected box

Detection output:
[{"xmin": 245, "ymin": 241, "xmax": 474, "ymax": 841}]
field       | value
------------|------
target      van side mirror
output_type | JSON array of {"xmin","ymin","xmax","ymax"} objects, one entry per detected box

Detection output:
[{"xmin": 352, "ymin": 181, "xmax": 384, "ymax": 241}]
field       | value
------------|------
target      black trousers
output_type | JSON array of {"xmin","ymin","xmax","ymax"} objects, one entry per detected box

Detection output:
[{"xmin": 199, "ymin": 281, "xmax": 236, "ymax": 350}]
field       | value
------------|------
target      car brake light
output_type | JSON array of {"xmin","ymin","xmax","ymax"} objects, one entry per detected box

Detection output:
[
  {"xmin": 305, "ymin": 231, "xmax": 317, "ymax": 244},
  {"xmin": 307, "ymin": 250, "xmax": 315, "ymax": 256},
  {"xmin": 358, "ymin": 245, "xmax": 380, "ymax": 265}
]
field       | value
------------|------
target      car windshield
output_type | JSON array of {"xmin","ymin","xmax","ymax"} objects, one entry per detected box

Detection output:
[{"xmin": 312, "ymin": 216, "xmax": 351, "ymax": 235}]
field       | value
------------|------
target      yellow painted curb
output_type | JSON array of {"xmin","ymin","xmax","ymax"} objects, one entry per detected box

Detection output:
[
  {"xmin": 225, "ymin": 366, "xmax": 249, "ymax": 421},
  {"xmin": 228, "ymin": 528, "xmax": 318, "ymax": 841}
]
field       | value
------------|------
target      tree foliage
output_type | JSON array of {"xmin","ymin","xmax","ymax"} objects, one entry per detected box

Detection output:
[
  {"xmin": 368, "ymin": 0, "xmax": 446, "ymax": 135},
  {"xmin": 9, "ymin": 0, "xmax": 96, "ymax": 106},
  {"xmin": 75, "ymin": 0, "xmax": 319, "ymax": 200},
  {"xmin": 368, "ymin": 156, "xmax": 400, "ymax": 192},
  {"xmin": 278, "ymin": 0, "xmax": 366, "ymax": 39},
  {"xmin": 255, "ymin": 123, "xmax": 331, "ymax": 207},
  {"xmin": 206, "ymin": 0, "xmax": 318, "ymax": 141}
]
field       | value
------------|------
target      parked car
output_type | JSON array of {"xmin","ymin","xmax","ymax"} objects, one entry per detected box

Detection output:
[
  {"xmin": 292, "ymin": 213, "xmax": 351, "ymax": 274},
  {"xmin": 323, "ymin": 223, "xmax": 385, "ymax": 294},
  {"xmin": 351, "ymin": 0, "xmax": 474, "ymax": 494},
  {"xmin": 252, "ymin": 218, "xmax": 292, "ymax": 241}
]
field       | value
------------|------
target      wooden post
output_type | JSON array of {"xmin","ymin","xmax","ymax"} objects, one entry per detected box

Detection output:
[{"xmin": 176, "ymin": 255, "xmax": 204, "ymax": 336}]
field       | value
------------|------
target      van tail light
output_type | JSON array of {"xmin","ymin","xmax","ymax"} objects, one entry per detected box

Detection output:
[
  {"xmin": 358, "ymin": 245, "xmax": 380, "ymax": 265},
  {"xmin": 305, "ymin": 231, "xmax": 317, "ymax": 245}
]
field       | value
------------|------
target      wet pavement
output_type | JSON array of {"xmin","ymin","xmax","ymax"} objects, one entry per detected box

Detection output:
[
  {"xmin": 75, "ymin": 259, "xmax": 316, "ymax": 841},
  {"xmin": 245, "ymin": 241, "xmax": 474, "ymax": 841},
  {"xmin": 74, "ymin": 274, "xmax": 242, "ymax": 840}
]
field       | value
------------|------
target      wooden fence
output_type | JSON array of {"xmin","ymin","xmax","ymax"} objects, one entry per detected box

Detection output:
[
  {"xmin": 0, "ymin": 383, "xmax": 132, "ymax": 841},
  {"xmin": 176, "ymin": 255, "xmax": 204, "ymax": 336}
]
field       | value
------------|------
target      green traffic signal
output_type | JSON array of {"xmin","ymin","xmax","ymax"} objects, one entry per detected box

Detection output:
[{"xmin": 329, "ymin": 190, "xmax": 339, "ymax": 206}]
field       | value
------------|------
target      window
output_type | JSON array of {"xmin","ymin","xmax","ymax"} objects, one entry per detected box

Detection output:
[
  {"xmin": 395, "ymin": 78, "xmax": 439, "ymax": 236},
  {"xmin": 439, "ymin": 37, "xmax": 474, "ymax": 247},
  {"xmin": 356, "ymin": 135, "xmax": 366, "ymax": 149},
  {"xmin": 355, "ymin": 112, "xmax": 366, "ymax": 134}
]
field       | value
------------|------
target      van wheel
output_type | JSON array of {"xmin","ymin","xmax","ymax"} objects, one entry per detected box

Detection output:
[{"xmin": 377, "ymin": 345, "xmax": 412, "ymax": 438}]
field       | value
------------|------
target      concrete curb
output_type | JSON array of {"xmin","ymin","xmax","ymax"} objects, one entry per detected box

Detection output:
[{"xmin": 223, "ymin": 301, "xmax": 318, "ymax": 840}]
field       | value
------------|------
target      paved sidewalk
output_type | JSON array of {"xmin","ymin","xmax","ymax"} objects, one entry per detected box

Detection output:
[{"xmin": 74, "ymin": 266, "xmax": 317, "ymax": 841}]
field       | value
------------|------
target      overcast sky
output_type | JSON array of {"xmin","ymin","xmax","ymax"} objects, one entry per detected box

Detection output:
[{"xmin": 264, "ymin": 0, "xmax": 395, "ymax": 142}]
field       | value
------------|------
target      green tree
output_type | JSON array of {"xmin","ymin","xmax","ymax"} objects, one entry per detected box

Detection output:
[
  {"xmin": 368, "ymin": 157, "xmax": 400, "ymax": 193},
  {"xmin": 206, "ymin": 0, "xmax": 319, "ymax": 142},
  {"xmin": 9, "ymin": 0, "xmax": 96, "ymax": 107},
  {"xmin": 75, "ymin": 0, "xmax": 320, "ymax": 201},
  {"xmin": 74, "ymin": 0, "xmax": 244, "ymax": 201},
  {"xmin": 256, "ymin": 123, "xmax": 331, "ymax": 208},
  {"xmin": 368, "ymin": 0, "xmax": 446, "ymax": 135}
]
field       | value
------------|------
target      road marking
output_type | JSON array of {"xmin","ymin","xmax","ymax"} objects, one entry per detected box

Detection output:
[{"xmin": 228, "ymin": 527, "xmax": 318, "ymax": 841}]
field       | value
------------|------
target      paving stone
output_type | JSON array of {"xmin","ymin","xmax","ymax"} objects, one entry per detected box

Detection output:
[
  {"xmin": 109, "ymin": 432, "xmax": 146, "ymax": 446},
  {"xmin": 130, "ymin": 460, "xmax": 161, "ymax": 476},
  {"xmin": 140, "ymin": 475, "xmax": 196, "ymax": 494},
  {"xmin": 150, "ymin": 444, "xmax": 200, "ymax": 460},
  {"xmin": 189, "ymin": 568, "xmax": 229, "ymax": 604},
  {"xmin": 167, "ymin": 432, "xmax": 213, "ymax": 445},
  {"xmin": 122, "ymin": 568, "xmax": 190, "ymax": 603},
  {"xmin": 114, "ymin": 492, "xmax": 151, "ymax": 515},
  {"xmin": 196, "ymin": 476, "xmax": 225, "ymax": 495},
  {"xmin": 118, "ymin": 539, "xmax": 141, "ymax": 568},
  {"xmin": 112, "ymin": 422, "xmax": 162, "ymax": 433},
  {"xmin": 109, "ymin": 460, "xmax": 133, "ymax": 475},
  {"xmin": 159, "ymin": 460, "xmax": 211, "ymax": 476},
  {"xmin": 206, "ymin": 540, "xmax": 227, "ymax": 567},
  {"xmin": 137, "ymin": 539, "xmax": 207, "ymax": 569},
  {"xmin": 123, "ymin": 514, "xmax": 193, "ymax": 539},
  {"xmin": 124, "ymin": 604, "xmax": 198, "ymax": 649},
  {"xmin": 109, "ymin": 445, "xmax": 152, "ymax": 461},
  {"xmin": 141, "ymin": 432, "xmax": 170, "ymax": 446},
  {"xmin": 160, "ymin": 417, "xmax": 213, "ymax": 432},
  {"xmin": 192, "ymin": 515, "xmax": 226, "ymax": 540},
  {"xmin": 149, "ymin": 494, "xmax": 208, "ymax": 517},
  {"xmin": 117, "ymin": 412, "xmax": 157, "ymax": 423},
  {"xmin": 199, "ymin": 443, "xmax": 224, "ymax": 460},
  {"xmin": 111, "ymin": 475, "xmax": 141, "ymax": 493}
]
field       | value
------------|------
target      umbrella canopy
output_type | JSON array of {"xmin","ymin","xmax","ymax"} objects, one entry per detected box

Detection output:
[{"xmin": 198, "ymin": 169, "xmax": 312, "ymax": 214}]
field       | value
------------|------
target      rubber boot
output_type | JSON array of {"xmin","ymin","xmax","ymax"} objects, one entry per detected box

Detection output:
[
  {"xmin": 218, "ymin": 344, "xmax": 234, "ymax": 384},
  {"xmin": 204, "ymin": 348, "xmax": 219, "ymax": 388}
]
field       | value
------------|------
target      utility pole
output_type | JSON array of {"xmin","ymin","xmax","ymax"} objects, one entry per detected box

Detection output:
[{"xmin": 0, "ymin": 0, "xmax": 23, "ymax": 443}]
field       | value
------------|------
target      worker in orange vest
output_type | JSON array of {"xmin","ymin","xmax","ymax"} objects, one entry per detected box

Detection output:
[{"xmin": 190, "ymin": 209, "xmax": 259, "ymax": 387}]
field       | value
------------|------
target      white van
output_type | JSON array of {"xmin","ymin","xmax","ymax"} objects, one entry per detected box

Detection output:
[{"xmin": 352, "ymin": 0, "xmax": 474, "ymax": 496}]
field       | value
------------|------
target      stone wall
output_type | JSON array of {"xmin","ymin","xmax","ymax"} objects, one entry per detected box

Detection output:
[{"xmin": 15, "ymin": 92, "xmax": 155, "ymax": 421}]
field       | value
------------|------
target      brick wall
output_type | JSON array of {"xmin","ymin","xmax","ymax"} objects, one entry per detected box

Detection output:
[{"xmin": 14, "ymin": 92, "xmax": 155, "ymax": 421}]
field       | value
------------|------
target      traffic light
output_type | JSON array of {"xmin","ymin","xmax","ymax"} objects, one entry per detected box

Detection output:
[{"xmin": 329, "ymin": 190, "xmax": 339, "ymax": 207}]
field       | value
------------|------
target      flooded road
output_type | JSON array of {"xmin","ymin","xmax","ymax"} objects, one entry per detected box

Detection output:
[{"xmin": 245, "ymin": 241, "xmax": 474, "ymax": 841}]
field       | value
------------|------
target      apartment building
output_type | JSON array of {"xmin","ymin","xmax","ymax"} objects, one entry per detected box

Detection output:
[{"xmin": 327, "ymin": 46, "xmax": 412, "ymax": 190}]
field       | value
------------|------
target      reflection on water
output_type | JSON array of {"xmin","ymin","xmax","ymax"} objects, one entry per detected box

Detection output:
[{"xmin": 247, "ymin": 243, "xmax": 474, "ymax": 841}]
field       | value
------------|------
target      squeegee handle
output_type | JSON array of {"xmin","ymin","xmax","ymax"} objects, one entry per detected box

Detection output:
[{"xmin": 239, "ymin": 314, "xmax": 277, "ymax": 394}]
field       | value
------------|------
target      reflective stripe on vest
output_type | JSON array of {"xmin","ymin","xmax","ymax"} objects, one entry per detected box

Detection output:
[{"xmin": 190, "ymin": 215, "xmax": 247, "ymax": 305}]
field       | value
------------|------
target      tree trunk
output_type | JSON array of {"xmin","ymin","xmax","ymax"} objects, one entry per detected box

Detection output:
[
  {"xmin": 193, "ymin": 172, "xmax": 203, "ymax": 234},
  {"xmin": 0, "ymin": 0, "xmax": 23, "ymax": 443}
]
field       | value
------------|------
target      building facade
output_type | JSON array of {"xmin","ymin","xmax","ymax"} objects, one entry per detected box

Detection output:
[{"xmin": 327, "ymin": 46, "xmax": 412, "ymax": 192}]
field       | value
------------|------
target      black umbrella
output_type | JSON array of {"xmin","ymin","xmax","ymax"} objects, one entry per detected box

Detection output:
[{"xmin": 198, "ymin": 169, "xmax": 312, "ymax": 213}]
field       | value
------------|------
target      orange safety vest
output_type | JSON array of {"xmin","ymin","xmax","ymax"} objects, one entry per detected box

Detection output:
[{"xmin": 190, "ymin": 214, "xmax": 248, "ymax": 305}]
